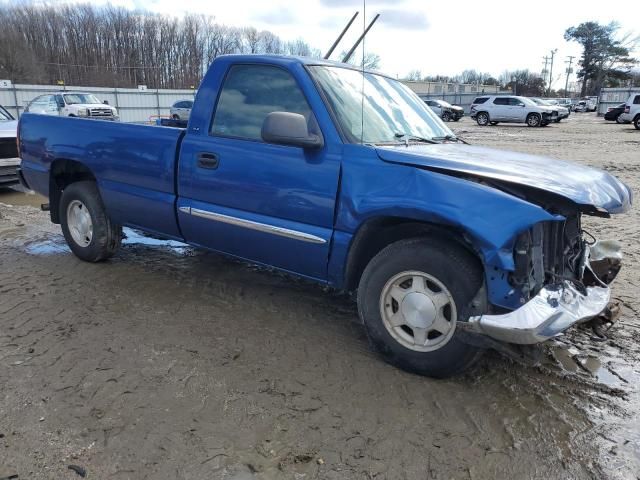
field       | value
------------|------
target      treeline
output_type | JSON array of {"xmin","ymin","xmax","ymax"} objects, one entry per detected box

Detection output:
[{"xmin": 0, "ymin": 4, "xmax": 320, "ymax": 88}]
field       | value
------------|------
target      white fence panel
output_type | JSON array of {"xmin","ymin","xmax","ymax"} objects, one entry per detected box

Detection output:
[{"xmin": 0, "ymin": 83, "xmax": 197, "ymax": 123}]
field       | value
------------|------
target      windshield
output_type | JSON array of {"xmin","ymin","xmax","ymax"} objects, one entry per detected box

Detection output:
[
  {"xmin": 520, "ymin": 97, "xmax": 538, "ymax": 107},
  {"xmin": 531, "ymin": 98, "xmax": 549, "ymax": 106},
  {"xmin": 64, "ymin": 93, "xmax": 102, "ymax": 105},
  {"xmin": 0, "ymin": 105, "xmax": 13, "ymax": 121},
  {"xmin": 309, "ymin": 65, "xmax": 454, "ymax": 144}
]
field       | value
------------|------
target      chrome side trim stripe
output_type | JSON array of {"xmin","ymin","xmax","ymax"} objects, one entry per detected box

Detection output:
[{"xmin": 179, "ymin": 206, "xmax": 326, "ymax": 244}]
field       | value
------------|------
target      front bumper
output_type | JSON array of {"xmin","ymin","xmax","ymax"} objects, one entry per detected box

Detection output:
[{"xmin": 467, "ymin": 241, "xmax": 621, "ymax": 344}]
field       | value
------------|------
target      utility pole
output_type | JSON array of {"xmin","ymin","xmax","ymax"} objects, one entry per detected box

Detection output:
[
  {"xmin": 547, "ymin": 49, "xmax": 558, "ymax": 96},
  {"xmin": 564, "ymin": 55, "xmax": 575, "ymax": 98},
  {"xmin": 542, "ymin": 56, "xmax": 550, "ymax": 91}
]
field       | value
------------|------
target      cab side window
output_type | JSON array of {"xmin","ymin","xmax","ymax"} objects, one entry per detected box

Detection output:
[{"xmin": 211, "ymin": 64, "xmax": 312, "ymax": 141}]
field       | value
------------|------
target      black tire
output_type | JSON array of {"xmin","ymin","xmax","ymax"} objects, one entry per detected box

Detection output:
[
  {"xmin": 526, "ymin": 113, "xmax": 541, "ymax": 127},
  {"xmin": 554, "ymin": 118, "xmax": 561, "ymax": 123},
  {"xmin": 357, "ymin": 237, "xmax": 484, "ymax": 378},
  {"xmin": 476, "ymin": 112, "xmax": 489, "ymax": 126},
  {"xmin": 172, "ymin": 114, "xmax": 180, "ymax": 120},
  {"xmin": 441, "ymin": 111, "xmax": 452, "ymax": 122},
  {"xmin": 60, "ymin": 181, "xmax": 122, "ymax": 262},
  {"xmin": 453, "ymin": 118, "xmax": 460, "ymax": 122},
  {"xmin": 634, "ymin": 116, "xmax": 640, "ymax": 130},
  {"xmin": 490, "ymin": 121, "xmax": 499, "ymax": 126}
]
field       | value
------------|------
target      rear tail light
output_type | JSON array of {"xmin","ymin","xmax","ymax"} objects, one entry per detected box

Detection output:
[
  {"xmin": 624, "ymin": 106, "xmax": 630, "ymax": 113},
  {"xmin": 607, "ymin": 107, "xmax": 613, "ymax": 112}
]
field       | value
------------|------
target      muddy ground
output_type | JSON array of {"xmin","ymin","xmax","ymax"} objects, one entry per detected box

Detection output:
[{"xmin": 0, "ymin": 114, "xmax": 638, "ymax": 480}]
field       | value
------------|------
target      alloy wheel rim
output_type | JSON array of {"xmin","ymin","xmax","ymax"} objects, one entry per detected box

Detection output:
[
  {"xmin": 67, "ymin": 200, "xmax": 93, "ymax": 247},
  {"xmin": 379, "ymin": 271, "xmax": 457, "ymax": 352}
]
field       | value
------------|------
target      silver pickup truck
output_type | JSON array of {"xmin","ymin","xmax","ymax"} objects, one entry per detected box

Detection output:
[{"xmin": 0, "ymin": 105, "xmax": 20, "ymax": 186}]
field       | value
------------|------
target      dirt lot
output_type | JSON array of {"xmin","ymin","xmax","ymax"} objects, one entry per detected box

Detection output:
[{"xmin": 0, "ymin": 114, "xmax": 638, "ymax": 480}]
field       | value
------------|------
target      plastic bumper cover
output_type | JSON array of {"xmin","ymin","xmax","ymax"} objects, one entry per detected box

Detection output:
[{"xmin": 467, "ymin": 241, "xmax": 620, "ymax": 345}]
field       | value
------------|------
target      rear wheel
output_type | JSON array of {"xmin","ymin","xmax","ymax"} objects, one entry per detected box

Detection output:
[
  {"xmin": 476, "ymin": 112, "xmax": 489, "ymax": 126},
  {"xmin": 172, "ymin": 114, "xmax": 180, "ymax": 120},
  {"xmin": 357, "ymin": 237, "xmax": 484, "ymax": 378},
  {"xmin": 634, "ymin": 116, "xmax": 640, "ymax": 130},
  {"xmin": 526, "ymin": 113, "xmax": 541, "ymax": 127},
  {"xmin": 60, "ymin": 181, "xmax": 122, "ymax": 262},
  {"xmin": 441, "ymin": 111, "xmax": 452, "ymax": 122}
]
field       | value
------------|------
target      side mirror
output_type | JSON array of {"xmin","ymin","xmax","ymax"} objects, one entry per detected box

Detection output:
[
  {"xmin": 103, "ymin": 100, "xmax": 109, "ymax": 105},
  {"xmin": 57, "ymin": 101, "xmax": 65, "ymax": 108},
  {"xmin": 261, "ymin": 112, "xmax": 323, "ymax": 149}
]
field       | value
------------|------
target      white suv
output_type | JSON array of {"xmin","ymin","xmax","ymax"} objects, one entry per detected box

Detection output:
[
  {"xmin": 619, "ymin": 93, "xmax": 640, "ymax": 130},
  {"xmin": 470, "ymin": 95, "xmax": 558, "ymax": 127},
  {"xmin": 26, "ymin": 92, "xmax": 119, "ymax": 120}
]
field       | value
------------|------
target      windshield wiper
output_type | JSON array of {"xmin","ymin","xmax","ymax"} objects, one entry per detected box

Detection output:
[
  {"xmin": 431, "ymin": 134, "xmax": 469, "ymax": 145},
  {"xmin": 393, "ymin": 133, "xmax": 439, "ymax": 145}
]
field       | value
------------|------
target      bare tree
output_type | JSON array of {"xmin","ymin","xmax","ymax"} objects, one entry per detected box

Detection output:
[{"xmin": 0, "ymin": 3, "xmax": 319, "ymax": 88}]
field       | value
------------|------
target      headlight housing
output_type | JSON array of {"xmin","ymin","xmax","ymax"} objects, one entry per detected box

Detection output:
[{"xmin": 77, "ymin": 108, "xmax": 89, "ymax": 117}]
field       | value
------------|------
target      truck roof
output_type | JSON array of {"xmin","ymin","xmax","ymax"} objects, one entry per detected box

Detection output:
[{"xmin": 215, "ymin": 54, "xmax": 390, "ymax": 78}]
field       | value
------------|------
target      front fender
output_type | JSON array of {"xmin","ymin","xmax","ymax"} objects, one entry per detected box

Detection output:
[{"xmin": 331, "ymin": 146, "xmax": 562, "ymax": 308}]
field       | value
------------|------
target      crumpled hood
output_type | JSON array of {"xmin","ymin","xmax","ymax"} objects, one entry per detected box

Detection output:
[
  {"xmin": 0, "ymin": 120, "xmax": 18, "ymax": 138},
  {"xmin": 376, "ymin": 144, "xmax": 632, "ymax": 215}
]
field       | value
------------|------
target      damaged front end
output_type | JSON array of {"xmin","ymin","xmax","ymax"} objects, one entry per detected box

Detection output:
[{"xmin": 469, "ymin": 216, "xmax": 623, "ymax": 344}]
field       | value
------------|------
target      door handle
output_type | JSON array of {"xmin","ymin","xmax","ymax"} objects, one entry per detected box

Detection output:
[{"xmin": 197, "ymin": 152, "xmax": 219, "ymax": 169}]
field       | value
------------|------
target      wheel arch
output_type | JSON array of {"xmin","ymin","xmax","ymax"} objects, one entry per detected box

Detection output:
[
  {"xmin": 49, "ymin": 158, "xmax": 97, "ymax": 223},
  {"xmin": 342, "ymin": 216, "xmax": 484, "ymax": 292}
]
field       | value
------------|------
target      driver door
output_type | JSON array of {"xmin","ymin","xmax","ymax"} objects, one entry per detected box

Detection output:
[{"xmin": 177, "ymin": 64, "xmax": 341, "ymax": 281}]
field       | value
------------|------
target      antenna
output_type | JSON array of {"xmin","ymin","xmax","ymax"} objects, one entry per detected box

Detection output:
[
  {"xmin": 324, "ymin": 11, "xmax": 359, "ymax": 60},
  {"xmin": 342, "ymin": 13, "xmax": 380, "ymax": 64},
  {"xmin": 360, "ymin": 0, "xmax": 366, "ymax": 145}
]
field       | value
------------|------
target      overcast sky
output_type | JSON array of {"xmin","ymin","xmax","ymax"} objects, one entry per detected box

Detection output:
[{"xmin": 18, "ymin": 0, "xmax": 640, "ymax": 87}]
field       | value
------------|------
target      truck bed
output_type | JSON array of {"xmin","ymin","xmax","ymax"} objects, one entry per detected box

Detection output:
[{"xmin": 19, "ymin": 114, "xmax": 185, "ymax": 237}]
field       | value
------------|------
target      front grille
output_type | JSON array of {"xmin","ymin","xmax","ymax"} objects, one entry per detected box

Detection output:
[
  {"xmin": 511, "ymin": 216, "xmax": 585, "ymax": 299},
  {"xmin": 0, "ymin": 165, "xmax": 18, "ymax": 177},
  {"xmin": 88, "ymin": 108, "xmax": 114, "ymax": 118},
  {"xmin": 0, "ymin": 138, "xmax": 18, "ymax": 159}
]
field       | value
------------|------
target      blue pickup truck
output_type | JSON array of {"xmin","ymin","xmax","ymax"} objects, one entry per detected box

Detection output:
[{"xmin": 17, "ymin": 55, "xmax": 632, "ymax": 377}]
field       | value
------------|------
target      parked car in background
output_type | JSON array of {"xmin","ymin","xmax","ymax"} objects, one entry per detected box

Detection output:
[
  {"xmin": 25, "ymin": 92, "xmax": 118, "ymax": 120},
  {"xmin": 604, "ymin": 103, "xmax": 629, "ymax": 124},
  {"xmin": 619, "ymin": 93, "xmax": 640, "ymax": 130},
  {"xmin": 573, "ymin": 98, "xmax": 597, "ymax": 113},
  {"xmin": 531, "ymin": 98, "xmax": 570, "ymax": 122},
  {"xmin": 170, "ymin": 100, "xmax": 194, "ymax": 120},
  {"xmin": 423, "ymin": 99, "xmax": 464, "ymax": 122},
  {"xmin": 470, "ymin": 95, "xmax": 558, "ymax": 127},
  {"xmin": 18, "ymin": 55, "xmax": 631, "ymax": 378},
  {"xmin": 0, "ymin": 105, "xmax": 20, "ymax": 186},
  {"xmin": 573, "ymin": 100, "xmax": 588, "ymax": 112}
]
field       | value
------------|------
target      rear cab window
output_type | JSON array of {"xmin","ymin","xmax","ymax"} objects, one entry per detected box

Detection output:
[
  {"xmin": 473, "ymin": 97, "xmax": 489, "ymax": 104},
  {"xmin": 633, "ymin": 95, "xmax": 640, "ymax": 105}
]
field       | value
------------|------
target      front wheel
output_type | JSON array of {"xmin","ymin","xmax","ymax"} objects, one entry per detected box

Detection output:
[
  {"xmin": 441, "ymin": 111, "xmax": 452, "ymax": 122},
  {"xmin": 526, "ymin": 113, "xmax": 541, "ymax": 127},
  {"xmin": 476, "ymin": 112, "xmax": 489, "ymax": 126},
  {"xmin": 60, "ymin": 181, "xmax": 122, "ymax": 262},
  {"xmin": 357, "ymin": 237, "xmax": 484, "ymax": 378}
]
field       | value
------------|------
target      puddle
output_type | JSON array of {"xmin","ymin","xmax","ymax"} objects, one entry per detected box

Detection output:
[
  {"xmin": 22, "ymin": 228, "xmax": 191, "ymax": 256},
  {"xmin": 23, "ymin": 236, "xmax": 70, "ymax": 255},
  {"xmin": 0, "ymin": 186, "xmax": 46, "ymax": 208}
]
